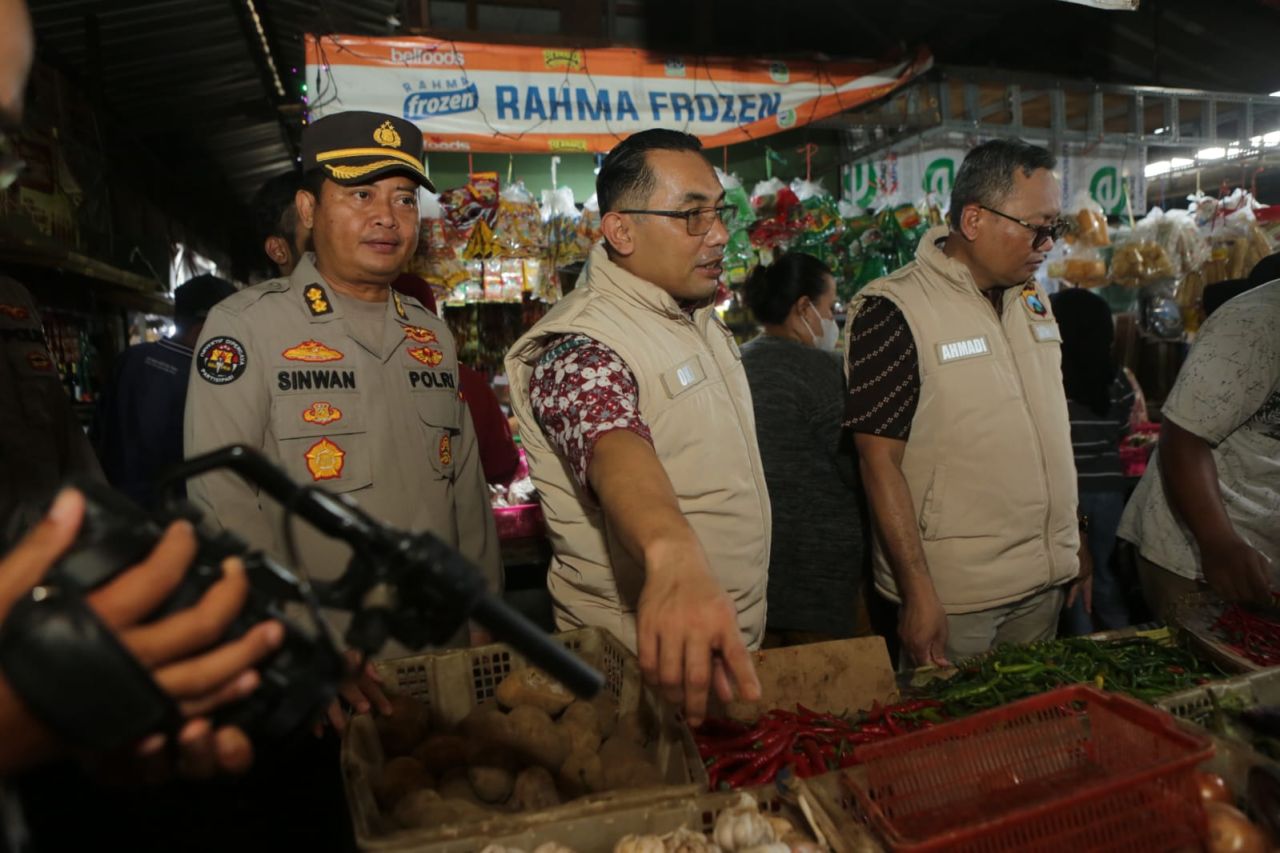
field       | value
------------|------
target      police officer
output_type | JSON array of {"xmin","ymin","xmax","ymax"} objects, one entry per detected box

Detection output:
[{"xmin": 184, "ymin": 111, "xmax": 501, "ymax": 676}]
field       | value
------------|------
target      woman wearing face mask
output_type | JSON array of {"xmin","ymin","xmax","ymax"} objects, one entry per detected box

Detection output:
[{"xmin": 741, "ymin": 253, "xmax": 869, "ymax": 646}]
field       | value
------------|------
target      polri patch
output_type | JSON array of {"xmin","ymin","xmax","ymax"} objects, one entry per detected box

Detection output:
[
  {"xmin": 303, "ymin": 284, "xmax": 333, "ymax": 316},
  {"xmin": 305, "ymin": 437, "xmax": 345, "ymax": 481},
  {"xmin": 197, "ymin": 336, "xmax": 247, "ymax": 384},
  {"xmin": 1021, "ymin": 282, "xmax": 1048, "ymax": 318},
  {"xmin": 302, "ymin": 401, "xmax": 343, "ymax": 425}
]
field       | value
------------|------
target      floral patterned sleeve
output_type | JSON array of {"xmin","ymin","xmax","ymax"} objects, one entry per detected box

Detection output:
[{"xmin": 528, "ymin": 334, "xmax": 654, "ymax": 489}]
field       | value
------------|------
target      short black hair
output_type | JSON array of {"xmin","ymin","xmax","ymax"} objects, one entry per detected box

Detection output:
[
  {"xmin": 949, "ymin": 139, "xmax": 1057, "ymax": 230},
  {"xmin": 743, "ymin": 252, "xmax": 833, "ymax": 325},
  {"xmin": 299, "ymin": 167, "xmax": 327, "ymax": 205},
  {"xmin": 1049, "ymin": 286, "xmax": 1114, "ymax": 418},
  {"xmin": 252, "ymin": 170, "xmax": 304, "ymax": 243},
  {"xmin": 596, "ymin": 129, "xmax": 704, "ymax": 216}
]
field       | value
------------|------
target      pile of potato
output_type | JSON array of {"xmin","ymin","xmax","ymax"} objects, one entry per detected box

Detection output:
[{"xmin": 371, "ymin": 667, "xmax": 665, "ymax": 830}]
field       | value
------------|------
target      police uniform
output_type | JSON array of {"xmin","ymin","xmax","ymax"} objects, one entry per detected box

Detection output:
[
  {"xmin": 0, "ymin": 275, "xmax": 103, "ymax": 549},
  {"xmin": 182, "ymin": 113, "xmax": 501, "ymax": 652}
]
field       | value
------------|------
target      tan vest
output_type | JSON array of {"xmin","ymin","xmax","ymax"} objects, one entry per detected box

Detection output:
[
  {"xmin": 847, "ymin": 227, "xmax": 1080, "ymax": 613},
  {"xmin": 506, "ymin": 245, "xmax": 771, "ymax": 651}
]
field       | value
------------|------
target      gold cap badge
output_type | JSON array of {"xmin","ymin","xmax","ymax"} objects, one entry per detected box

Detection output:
[{"xmin": 374, "ymin": 121, "xmax": 402, "ymax": 148}]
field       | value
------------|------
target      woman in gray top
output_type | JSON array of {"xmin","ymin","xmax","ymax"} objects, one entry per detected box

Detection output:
[{"xmin": 740, "ymin": 253, "xmax": 868, "ymax": 645}]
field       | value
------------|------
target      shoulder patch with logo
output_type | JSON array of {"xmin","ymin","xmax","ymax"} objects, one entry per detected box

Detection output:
[
  {"xmin": 302, "ymin": 401, "xmax": 343, "ymax": 425},
  {"xmin": 407, "ymin": 345, "xmax": 444, "ymax": 366},
  {"xmin": 392, "ymin": 291, "xmax": 407, "ymax": 320},
  {"xmin": 1021, "ymin": 283, "xmax": 1048, "ymax": 318},
  {"xmin": 197, "ymin": 336, "xmax": 247, "ymax": 384},
  {"xmin": 283, "ymin": 339, "xmax": 344, "ymax": 362},
  {"xmin": 401, "ymin": 324, "xmax": 438, "ymax": 344},
  {"xmin": 305, "ymin": 437, "xmax": 345, "ymax": 480},
  {"xmin": 303, "ymin": 284, "xmax": 333, "ymax": 317},
  {"xmin": 0, "ymin": 304, "xmax": 30, "ymax": 321},
  {"xmin": 937, "ymin": 336, "xmax": 991, "ymax": 364}
]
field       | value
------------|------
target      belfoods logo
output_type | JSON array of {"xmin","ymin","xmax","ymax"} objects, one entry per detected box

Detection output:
[
  {"xmin": 543, "ymin": 49, "xmax": 582, "ymax": 70},
  {"xmin": 405, "ymin": 83, "xmax": 480, "ymax": 120}
]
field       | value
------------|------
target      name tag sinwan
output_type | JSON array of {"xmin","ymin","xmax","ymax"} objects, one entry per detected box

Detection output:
[{"xmin": 936, "ymin": 336, "xmax": 991, "ymax": 363}]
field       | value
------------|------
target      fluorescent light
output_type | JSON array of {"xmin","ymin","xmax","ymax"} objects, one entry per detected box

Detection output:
[
  {"xmin": 1153, "ymin": 127, "xmax": 1166, "ymax": 135},
  {"xmin": 1264, "ymin": 132, "xmax": 1280, "ymax": 147},
  {"xmin": 1271, "ymin": 90, "xmax": 1280, "ymax": 97},
  {"xmin": 1145, "ymin": 161, "xmax": 1172, "ymax": 178},
  {"xmin": 1197, "ymin": 147, "xmax": 1227, "ymax": 160},
  {"xmin": 1171, "ymin": 158, "xmax": 1194, "ymax": 169}
]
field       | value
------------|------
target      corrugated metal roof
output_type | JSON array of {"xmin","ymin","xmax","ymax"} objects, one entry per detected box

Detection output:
[{"xmin": 28, "ymin": 0, "xmax": 400, "ymax": 203}]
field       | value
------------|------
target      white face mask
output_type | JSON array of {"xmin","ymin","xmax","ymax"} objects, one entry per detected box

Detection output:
[{"xmin": 802, "ymin": 303, "xmax": 839, "ymax": 350}]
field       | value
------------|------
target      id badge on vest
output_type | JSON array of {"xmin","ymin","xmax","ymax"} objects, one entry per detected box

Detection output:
[{"xmin": 660, "ymin": 356, "xmax": 707, "ymax": 399}]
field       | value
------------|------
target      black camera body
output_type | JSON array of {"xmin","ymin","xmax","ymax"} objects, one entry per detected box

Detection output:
[{"xmin": 0, "ymin": 445, "xmax": 601, "ymax": 752}]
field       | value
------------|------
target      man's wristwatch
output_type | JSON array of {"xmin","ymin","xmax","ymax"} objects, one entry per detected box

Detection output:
[{"xmin": 1078, "ymin": 513, "xmax": 1091, "ymax": 534}]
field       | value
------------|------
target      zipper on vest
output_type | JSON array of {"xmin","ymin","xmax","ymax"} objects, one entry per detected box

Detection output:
[{"xmin": 987, "ymin": 294, "xmax": 1054, "ymax": 589}]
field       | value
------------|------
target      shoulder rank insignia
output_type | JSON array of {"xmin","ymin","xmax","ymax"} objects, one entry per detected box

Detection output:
[
  {"xmin": 197, "ymin": 336, "xmax": 247, "ymax": 384},
  {"xmin": 438, "ymin": 434, "xmax": 453, "ymax": 467},
  {"xmin": 283, "ymin": 339, "xmax": 344, "ymax": 362},
  {"xmin": 401, "ymin": 324, "xmax": 438, "ymax": 344},
  {"xmin": 302, "ymin": 401, "xmax": 343, "ymax": 426},
  {"xmin": 407, "ymin": 345, "xmax": 444, "ymax": 366},
  {"xmin": 1021, "ymin": 282, "xmax": 1048, "ymax": 318},
  {"xmin": 304, "ymin": 284, "xmax": 333, "ymax": 317},
  {"xmin": 392, "ymin": 291, "xmax": 407, "ymax": 320},
  {"xmin": 0, "ymin": 304, "xmax": 30, "ymax": 321},
  {"xmin": 305, "ymin": 437, "xmax": 346, "ymax": 481}
]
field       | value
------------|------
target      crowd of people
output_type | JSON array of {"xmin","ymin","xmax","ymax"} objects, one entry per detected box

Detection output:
[{"xmin": 0, "ymin": 0, "xmax": 1278, "ymax": 844}]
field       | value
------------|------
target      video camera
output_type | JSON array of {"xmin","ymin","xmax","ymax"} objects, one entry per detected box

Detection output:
[{"xmin": 0, "ymin": 445, "xmax": 602, "ymax": 751}]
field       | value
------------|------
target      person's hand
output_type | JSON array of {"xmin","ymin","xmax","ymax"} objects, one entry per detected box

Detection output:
[
  {"xmin": 1201, "ymin": 535, "xmax": 1273, "ymax": 604},
  {"xmin": 469, "ymin": 624, "xmax": 493, "ymax": 647},
  {"xmin": 317, "ymin": 649, "xmax": 393, "ymax": 735},
  {"xmin": 899, "ymin": 587, "xmax": 949, "ymax": 668},
  {"xmin": 636, "ymin": 540, "xmax": 760, "ymax": 727},
  {"xmin": 1066, "ymin": 537, "xmax": 1094, "ymax": 614},
  {"xmin": 0, "ymin": 488, "xmax": 284, "ymax": 777}
]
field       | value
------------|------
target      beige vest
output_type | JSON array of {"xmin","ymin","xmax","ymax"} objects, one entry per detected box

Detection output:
[
  {"xmin": 847, "ymin": 227, "xmax": 1080, "ymax": 613},
  {"xmin": 506, "ymin": 245, "xmax": 771, "ymax": 651}
]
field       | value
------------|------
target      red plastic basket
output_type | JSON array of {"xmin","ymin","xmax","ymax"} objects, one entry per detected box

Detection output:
[
  {"xmin": 492, "ymin": 503, "xmax": 546, "ymax": 540},
  {"xmin": 847, "ymin": 685, "xmax": 1212, "ymax": 852}
]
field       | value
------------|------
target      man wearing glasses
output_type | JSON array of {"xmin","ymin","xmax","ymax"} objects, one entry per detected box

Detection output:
[
  {"xmin": 845, "ymin": 139, "xmax": 1089, "ymax": 667},
  {"xmin": 507, "ymin": 129, "xmax": 765, "ymax": 727}
]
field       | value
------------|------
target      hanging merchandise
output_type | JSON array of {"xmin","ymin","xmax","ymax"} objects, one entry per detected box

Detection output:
[
  {"xmin": 574, "ymin": 193, "xmax": 601, "ymax": 260},
  {"xmin": 1049, "ymin": 191, "xmax": 1109, "ymax": 288},
  {"xmin": 491, "ymin": 181, "xmax": 545, "ymax": 258},
  {"xmin": 540, "ymin": 185, "xmax": 584, "ymax": 303},
  {"xmin": 441, "ymin": 171, "xmax": 501, "ymax": 231},
  {"xmin": 717, "ymin": 169, "xmax": 758, "ymax": 286}
]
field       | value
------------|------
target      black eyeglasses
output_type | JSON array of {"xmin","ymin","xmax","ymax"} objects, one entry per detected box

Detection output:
[
  {"xmin": 978, "ymin": 205, "xmax": 1069, "ymax": 250},
  {"xmin": 616, "ymin": 205, "xmax": 738, "ymax": 236}
]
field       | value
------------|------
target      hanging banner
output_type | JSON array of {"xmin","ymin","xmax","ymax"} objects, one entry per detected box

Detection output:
[
  {"xmin": 842, "ymin": 142, "xmax": 1145, "ymax": 215},
  {"xmin": 305, "ymin": 35, "xmax": 932, "ymax": 154}
]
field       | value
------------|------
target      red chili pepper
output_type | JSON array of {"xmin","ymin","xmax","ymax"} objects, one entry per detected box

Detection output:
[
  {"xmin": 884, "ymin": 713, "xmax": 904, "ymax": 736},
  {"xmin": 724, "ymin": 732, "xmax": 795, "ymax": 789},
  {"xmin": 801, "ymin": 738, "xmax": 827, "ymax": 774}
]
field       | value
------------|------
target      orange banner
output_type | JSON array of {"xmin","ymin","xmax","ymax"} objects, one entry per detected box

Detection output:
[{"xmin": 305, "ymin": 35, "xmax": 931, "ymax": 154}]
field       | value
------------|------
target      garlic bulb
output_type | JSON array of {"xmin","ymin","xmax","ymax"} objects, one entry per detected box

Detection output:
[
  {"xmin": 532, "ymin": 845, "xmax": 578, "ymax": 853},
  {"xmin": 662, "ymin": 827, "xmax": 720, "ymax": 853},
  {"xmin": 712, "ymin": 794, "xmax": 776, "ymax": 851},
  {"xmin": 614, "ymin": 835, "xmax": 668, "ymax": 853}
]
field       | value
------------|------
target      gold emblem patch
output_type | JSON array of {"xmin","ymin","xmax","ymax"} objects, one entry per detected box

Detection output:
[
  {"xmin": 304, "ymin": 437, "xmax": 345, "ymax": 481},
  {"xmin": 373, "ymin": 120, "xmax": 402, "ymax": 148},
  {"xmin": 282, "ymin": 339, "xmax": 344, "ymax": 362},
  {"xmin": 0, "ymin": 304, "xmax": 30, "ymax": 320},
  {"xmin": 438, "ymin": 434, "xmax": 453, "ymax": 466},
  {"xmin": 407, "ymin": 346, "xmax": 444, "ymax": 366},
  {"xmin": 402, "ymin": 325, "xmax": 438, "ymax": 344},
  {"xmin": 26, "ymin": 351, "xmax": 52, "ymax": 371},
  {"xmin": 304, "ymin": 284, "xmax": 333, "ymax": 316},
  {"xmin": 302, "ymin": 401, "xmax": 343, "ymax": 426}
]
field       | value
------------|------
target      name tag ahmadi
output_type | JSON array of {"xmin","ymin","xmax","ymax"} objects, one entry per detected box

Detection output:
[{"xmin": 936, "ymin": 335, "xmax": 991, "ymax": 364}]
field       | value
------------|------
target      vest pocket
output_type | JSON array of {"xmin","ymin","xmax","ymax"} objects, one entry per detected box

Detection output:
[
  {"xmin": 919, "ymin": 464, "xmax": 946, "ymax": 540},
  {"xmin": 414, "ymin": 393, "xmax": 460, "ymax": 480},
  {"xmin": 269, "ymin": 396, "xmax": 371, "ymax": 493}
]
